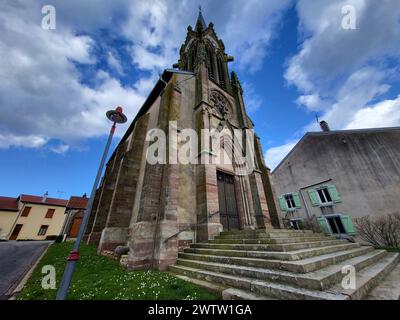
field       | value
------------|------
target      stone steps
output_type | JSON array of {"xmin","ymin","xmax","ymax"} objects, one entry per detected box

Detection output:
[
  {"xmin": 172, "ymin": 274, "xmax": 276, "ymax": 300},
  {"xmin": 367, "ymin": 258, "xmax": 400, "ymax": 300},
  {"xmin": 176, "ymin": 249, "xmax": 386, "ymax": 291},
  {"xmin": 185, "ymin": 242, "xmax": 361, "ymax": 261},
  {"xmin": 210, "ymin": 236, "xmax": 335, "ymax": 245},
  {"xmin": 219, "ymin": 229, "xmax": 313, "ymax": 236},
  {"xmin": 217, "ymin": 230, "xmax": 317, "ymax": 240},
  {"xmin": 170, "ymin": 228, "xmax": 400, "ymax": 299},
  {"xmin": 178, "ymin": 246, "xmax": 373, "ymax": 273},
  {"xmin": 169, "ymin": 264, "xmax": 348, "ymax": 300},
  {"xmin": 328, "ymin": 252, "xmax": 399, "ymax": 300},
  {"xmin": 192, "ymin": 239, "xmax": 348, "ymax": 252}
]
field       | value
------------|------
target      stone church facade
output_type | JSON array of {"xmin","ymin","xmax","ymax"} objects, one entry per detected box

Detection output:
[{"xmin": 85, "ymin": 11, "xmax": 280, "ymax": 270}]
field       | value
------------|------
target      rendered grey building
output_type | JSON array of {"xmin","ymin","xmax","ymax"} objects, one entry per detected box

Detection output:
[{"xmin": 271, "ymin": 126, "xmax": 400, "ymax": 237}]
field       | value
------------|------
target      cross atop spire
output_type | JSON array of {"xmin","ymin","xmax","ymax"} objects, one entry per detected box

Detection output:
[{"xmin": 195, "ymin": 5, "xmax": 207, "ymax": 31}]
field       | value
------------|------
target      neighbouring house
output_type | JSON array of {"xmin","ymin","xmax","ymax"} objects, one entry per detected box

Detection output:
[
  {"xmin": 271, "ymin": 125, "xmax": 400, "ymax": 239},
  {"xmin": 61, "ymin": 194, "xmax": 88, "ymax": 239},
  {"xmin": 0, "ymin": 196, "xmax": 20, "ymax": 240},
  {"xmin": 8, "ymin": 194, "xmax": 68, "ymax": 240},
  {"xmin": 0, "ymin": 193, "xmax": 89, "ymax": 241}
]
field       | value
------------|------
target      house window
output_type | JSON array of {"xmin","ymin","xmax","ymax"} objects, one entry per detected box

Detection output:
[
  {"xmin": 317, "ymin": 187, "xmax": 332, "ymax": 204},
  {"xmin": 21, "ymin": 206, "xmax": 32, "ymax": 217},
  {"xmin": 317, "ymin": 214, "xmax": 356, "ymax": 236},
  {"xmin": 278, "ymin": 193, "xmax": 301, "ymax": 212},
  {"xmin": 38, "ymin": 225, "xmax": 49, "ymax": 236},
  {"xmin": 308, "ymin": 185, "xmax": 342, "ymax": 207},
  {"xmin": 325, "ymin": 216, "xmax": 346, "ymax": 234},
  {"xmin": 284, "ymin": 194, "xmax": 296, "ymax": 209},
  {"xmin": 290, "ymin": 218, "xmax": 303, "ymax": 230},
  {"xmin": 45, "ymin": 209, "xmax": 55, "ymax": 218}
]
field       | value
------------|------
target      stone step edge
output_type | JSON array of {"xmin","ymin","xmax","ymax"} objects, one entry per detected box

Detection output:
[
  {"xmin": 172, "ymin": 273, "xmax": 275, "ymax": 300},
  {"xmin": 211, "ymin": 237, "xmax": 336, "ymax": 244},
  {"xmin": 185, "ymin": 242, "xmax": 360, "ymax": 261},
  {"xmin": 179, "ymin": 246, "xmax": 374, "ymax": 273},
  {"xmin": 367, "ymin": 257, "xmax": 400, "ymax": 300},
  {"xmin": 220, "ymin": 229, "xmax": 314, "ymax": 235},
  {"xmin": 327, "ymin": 252, "xmax": 400, "ymax": 300},
  {"xmin": 215, "ymin": 232, "xmax": 318, "ymax": 239},
  {"xmin": 170, "ymin": 264, "xmax": 348, "ymax": 300},
  {"xmin": 169, "ymin": 272, "xmax": 228, "ymax": 299},
  {"xmin": 176, "ymin": 249, "xmax": 387, "ymax": 291},
  {"xmin": 192, "ymin": 239, "xmax": 348, "ymax": 251}
]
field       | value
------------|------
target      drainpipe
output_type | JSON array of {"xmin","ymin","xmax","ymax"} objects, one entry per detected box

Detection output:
[
  {"xmin": 7, "ymin": 201, "xmax": 26, "ymax": 240},
  {"xmin": 299, "ymin": 189, "xmax": 311, "ymax": 221}
]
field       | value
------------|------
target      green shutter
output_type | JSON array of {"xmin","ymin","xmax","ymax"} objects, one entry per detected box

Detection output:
[
  {"xmin": 317, "ymin": 216, "xmax": 331, "ymax": 235},
  {"xmin": 340, "ymin": 214, "xmax": 356, "ymax": 235},
  {"xmin": 308, "ymin": 189, "xmax": 320, "ymax": 206},
  {"xmin": 278, "ymin": 196, "xmax": 287, "ymax": 212},
  {"xmin": 292, "ymin": 193, "xmax": 302, "ymax": 209},
  {"xmin": 327, "ymin": 185, "xmax": 342, "ymax": 203}
]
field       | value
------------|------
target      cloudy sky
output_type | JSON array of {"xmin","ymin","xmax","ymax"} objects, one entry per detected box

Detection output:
[{"xmin": 0, "ymin": 0, "xmax": 399, "ymax": 198}]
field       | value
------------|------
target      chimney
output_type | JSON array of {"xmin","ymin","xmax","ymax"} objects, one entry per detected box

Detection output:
[
  {"xmin": 319, "ymin": 120, "xmax": 330, "ymax": 132},
  {"xmin": 42, "ymin": 191, "xmax": 48, "ymax": 203},
  {"xmin": 82, "ymin": 193, "xmax": 87, "ymax": 198}
]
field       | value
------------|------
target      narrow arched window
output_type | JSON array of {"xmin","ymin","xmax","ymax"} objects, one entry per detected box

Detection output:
[
  {"xmin": 191, "ymin": 48, "xmax": 196, "ymax": 71},
  {"xmin": 206, "ymin": 46, "xmax": 215, "ymax": 80},
  {"xmin": 217, "ymin": 57, "xmax": 226, "ymax": 88}
]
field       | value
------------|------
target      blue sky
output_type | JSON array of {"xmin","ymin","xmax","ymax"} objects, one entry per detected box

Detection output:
[{"xmin": 1, "ymin": 0, "xmax": 399, "ymax": 199}]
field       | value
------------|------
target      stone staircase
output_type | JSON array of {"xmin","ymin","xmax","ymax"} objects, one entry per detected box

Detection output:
[{"xmin": 169, "ymin": 229, "xmax": 399, "ymax": 300}]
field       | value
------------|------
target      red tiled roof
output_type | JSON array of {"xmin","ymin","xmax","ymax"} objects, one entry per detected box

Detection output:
[
  {"xmin": 19, "ymin": 194, "xmax": 68, "ymax": 207},
  {"xmin": 0, "ymin": 196, "xmax": 19, "ymax": 211},
  {"xmin": 67, "ymin": 196, "xmax": 88, "ymax": 209}
]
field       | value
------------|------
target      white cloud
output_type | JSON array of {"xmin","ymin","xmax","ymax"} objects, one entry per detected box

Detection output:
[
  {"xmin": 131, "ymin": 44, "xmax": 169, "ymax": 71},
  {"xmin": 271, "ymin": 1, "xmax": 400, "ymax": 171},
  {"xmin": 222, "ymin": 0, "xmax": 293, "ymax": 73},
  {"xmin": 310, "ymin": 67, "xmax": 392, "ymax": 130},
  {"xmin": 50, "ymin": 144, "xmax": 70, "ymax": 155},
  {"xmin": 287, "ymin": 0, "xmax": 400, "ymax": 92},
  {"xmin": 345, "ymin": 95, "xmax": 400, "ymax": 129},
  {"xmin": 107, "ymin": 52, "xmax": 124, "ymax": 75},
  {"xmin": 296, "ymin": 94, "xmax": 326, "ymax": 111},
  {"xmin": 242, "ymin": 82, "xmax": 263, "ymax": 113},
  {"xmin": 122, "ymin": 0, "xmax": 293, "ymax": 74},
  {"xmin": 285, "ymin": 0, "xmax": 400, "ymax": 131},
  {"xmin": 0, "ymin": 1, "xmax": 145, "ymax": 151},
  {"xmin": 0, "ymin": 134, "xmax": 48, "ymax": 149},
  {"xmin": 264, "ymin": 140, "xmax": 298, "ymax": 170},
  {"xmin": 0, "ymin": 0, "xmax": 292, "ymax": 153}
]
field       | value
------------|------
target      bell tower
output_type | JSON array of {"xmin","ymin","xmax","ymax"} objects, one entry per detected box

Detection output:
[
  {"xmin": 173, "ymin": 7, "xmax": 234, "ymax": 91},
  {"xmin": 172, "ymin": 9, "xmax": 279, "ymax": 242}
]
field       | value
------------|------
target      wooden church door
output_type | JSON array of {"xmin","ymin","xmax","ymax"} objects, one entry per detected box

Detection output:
[{"xmin": 217, "ymin": 171, "xmax": 240, "ymax": 230}]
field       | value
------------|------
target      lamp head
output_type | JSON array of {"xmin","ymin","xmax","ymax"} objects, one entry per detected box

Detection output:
[{"xmin": 106, "ymin": 106, "xmax": 127, "ymax": 124}]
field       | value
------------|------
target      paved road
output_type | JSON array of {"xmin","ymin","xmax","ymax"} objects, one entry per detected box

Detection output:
[{"xmin": 0, "ymin": 241, "xmax": 51, "ymax": 299}]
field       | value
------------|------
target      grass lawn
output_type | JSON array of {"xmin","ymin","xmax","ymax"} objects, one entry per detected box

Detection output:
[
  {"xmin": 18, "ymin": 242, "xmax": 217, "ymax": 300},
  {"xmin": 378, "ymin": 246, "xmax": 400, "ymax": 253}
]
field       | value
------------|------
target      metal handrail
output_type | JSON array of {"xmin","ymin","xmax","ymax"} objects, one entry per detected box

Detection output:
[{"xmin": 163, "ymin": 210, "xmax": 220, "ymax": 243}]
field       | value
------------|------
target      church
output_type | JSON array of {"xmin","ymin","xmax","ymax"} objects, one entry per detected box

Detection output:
[
  {"xmin": 84, "ymin": 10, "xmax": 281, "ymax": 270},
  {"xmin": 81, "ymin": 11, "xmax": 399, "ymax": 300}
]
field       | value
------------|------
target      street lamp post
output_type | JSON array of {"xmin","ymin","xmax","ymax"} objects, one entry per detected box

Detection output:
[{"xmin": 56, "ymin": 106, "xmax": 127, "ymax": 300}]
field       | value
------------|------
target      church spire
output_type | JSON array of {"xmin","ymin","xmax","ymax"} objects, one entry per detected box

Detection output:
[
  {"xmin": 195, "ymin": 5, "xmax": 207, "ymax": 31},
  {"xmin": 174, "ymin": 8, "xmax": 234, "ymax": 91}
]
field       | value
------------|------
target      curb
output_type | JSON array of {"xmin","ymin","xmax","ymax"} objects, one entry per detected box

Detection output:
[{"xmin": 7, "ymin": 242, "xmax": 52, "ymax": 300}]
